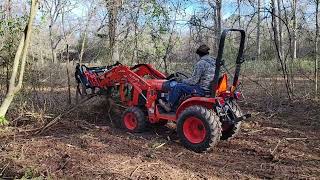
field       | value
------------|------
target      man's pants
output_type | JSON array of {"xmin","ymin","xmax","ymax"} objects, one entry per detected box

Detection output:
[{"xmin": 168, "ymin": 83, "xmax": 205, "ymax": 109}]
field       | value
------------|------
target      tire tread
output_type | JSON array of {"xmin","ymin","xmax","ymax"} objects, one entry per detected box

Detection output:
[
  {"xmin": 121, "ymin": 107, "xmax": 147, "ymax": 133},
  {"xmin": 177, "ymin": 106, "xmax": 222, "ymax": 152}
]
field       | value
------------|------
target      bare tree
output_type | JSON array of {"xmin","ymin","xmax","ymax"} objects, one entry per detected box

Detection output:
[
  {"xmin": 61, "ymin": 6, "xmax": 71, "ymax": 104},
  {"xmin": 256, "ymin": 0, "xmax": 261, "ymax": 61},
  {"xmin": 130, "ymin": 1, "xmax": 141, "ymax": 64},
  {"xmin": 162, "ymin": 1, "xmax": 181, "ymax": 74},
  {"xmin": 106, "ymin": 0, "xmax": 122, "ymax": 63},
  {"xmin": 316, "ymin": 0, "xmax": 319, "ymax": 97},
  {"xmin": 44, "ymin": 0, "xmax": 66, "ymax": 63},
  {"xmin": 211, "ymin": 0, "xmax": 222, "ymax": 54},
  {"xmin": 276, "ymin": 0, "xmax": 284, "ymax": 59},
  {"xmin": 3, "ymin": 0, "xmax": 12, "ymax": 93},
  {"xmin": 237, "ymin": 0, "xmax": 241, "ymax": 28},
  {"xmin": 0, "ymin": 0, "xmax": 40, "ymax": 125},
  {"xmin": 79, "ymin": 2, "xmax": 97, "ymax": 64},
  {"xmin": 270, "ymin": 0, "xmax": 293, "ymax": 99},
  {"xmin": 292, "ymin": 0, "xmax": 297, "ymax": 60}
]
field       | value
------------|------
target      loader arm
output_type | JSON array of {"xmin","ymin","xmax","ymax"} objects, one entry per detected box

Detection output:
[{"xmin": 100, "ymin": 65, "xmax": 159, "ymax": 107}]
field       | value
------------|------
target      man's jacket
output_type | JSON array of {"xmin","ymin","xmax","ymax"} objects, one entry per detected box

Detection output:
[{"xmin": 182, "ymin": 55, "xmax": 216, "ymax": 91}]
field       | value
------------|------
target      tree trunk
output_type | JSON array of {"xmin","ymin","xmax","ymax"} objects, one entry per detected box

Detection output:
[
  {"xmin": 214, "ymin": 0, "xmax": 222, "ymax": 55},
  {"xmin": 4, "ymin": 0, "xmax": 12, "ymax": 94},
  {"xmin": 237, "ymin": 0, "xmax": 241, "ymax": 28},
  {"xmin": 79, "ymin": 5, "xmax": 96, "ymax": 64},
  {"xmin": 61, "ymin": 6, "xmax": 72, "ymax": 104},
  {"xmin": 107, "ymin": 0, "xmax": 121, "ymax": 63},
  {"xmin": 256, "ymin": 0, "xmax": 261, "ymax": 61},
  {"xmin": 292, "ymin": 0, "xmax": 297, "ymax": 60},
  {"xmin": 276, "ymin": 0, "xmax": 284, "ymax": 59},
  {"xmin": 316, "ymin": 0, "xmax": 319, "ymax": 97},
  {"xmin": 271, "ymin": 0, "xmax": 292, "ymax": 99},
  {"xmin": 79, "ymin": 31, "xmax": 87, "ymax": 64},
  {"xmin": 40, "ymin": 47, "xmax": 44, "ymax": 65},
  {"xmin": 271, "ymin": 0, "xmax": 280, "ymax": 59},
  {"xmin": 133, "ymin": 21, "xmax": 138, "ymax": 64},
  {"xmin": 0, "ymin": 90, "xmax": 15, "ymax": 123},
  {"xmin": 112, "ymin": 38, "xmax": 120, "ymax": 63},
  {"xmin": 271, "ymin": 0, "xmax": 280, "ymax": 58},
  {"xmin": 132, "ymin": 6, "xmax": 139, "ymax": 64},
  {"xmin": 6, "ymin": 62, "xmax": 9, "ymax": 93},
  {"xmin": 5, "ymin": 0, "xmax": 12, "ymax": 18},
  {"xmin": 66, "ymin": 44, "xmax": 71, "ymax": 104},
  {"xmin": 49, "ymin": 24, "xmax": 57, "ymax": 63},
  {"xmin": 0, "ymin": 0, "xmax": 40, "ymax": 124},
  {"xmin": 162, "ymin": 14, "xmax": 177, "ymax": 75}
]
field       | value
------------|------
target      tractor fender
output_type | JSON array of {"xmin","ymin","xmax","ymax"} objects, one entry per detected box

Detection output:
[{"xmin": 176, "ymin": 97, "xmax": 217, "ymax": 119}]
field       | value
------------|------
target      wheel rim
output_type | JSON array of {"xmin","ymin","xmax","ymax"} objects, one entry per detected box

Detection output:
[
  {"xmin": 183, "ymin": 117, "xmax": 207, "ymax": 144},
  {"xmin": 124, "ymin": 112, "xmax": 137, "ymax": 130}
]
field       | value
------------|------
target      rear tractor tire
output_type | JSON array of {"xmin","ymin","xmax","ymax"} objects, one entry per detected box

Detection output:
[
  {"xmin": 177, "ymin": 106, "xmax": 222, "ymax": 153},
  {"xmin": 121, "ymin": 107, "xmax": 147, "ymax": 133}
]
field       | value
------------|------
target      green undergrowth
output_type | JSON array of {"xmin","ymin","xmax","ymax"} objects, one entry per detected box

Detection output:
[{"xmin": 0, "ymin": 116, "xmax": 8, "ymax": 126}]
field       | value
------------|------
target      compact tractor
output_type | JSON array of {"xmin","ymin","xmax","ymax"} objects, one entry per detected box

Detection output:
[{"xmin": 75, "ymin": 29, "xmax": 251, "ymax": 152}]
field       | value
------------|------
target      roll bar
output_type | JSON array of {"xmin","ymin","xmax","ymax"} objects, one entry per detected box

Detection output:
[{"xmin": 211, "ymin": 29, "xmax": 246, "ymax": 97}]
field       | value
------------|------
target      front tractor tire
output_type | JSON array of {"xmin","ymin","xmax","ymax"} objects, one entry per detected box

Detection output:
[
  {"xmin": 177, "ymin": 106, "xmax": 222, "ymax": 153},
  {"xmin": 121, "ymin": 107, "xmax": 147, "ymax": 133}
]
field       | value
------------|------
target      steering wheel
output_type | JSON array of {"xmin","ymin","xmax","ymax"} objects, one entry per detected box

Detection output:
[
  {"xmin": 175, "ymin": 72, "xmax": 188, "ymax": 79},
  {"xmin": 166, "ymin": 72, "xmax": 189, "ymax": 82}
]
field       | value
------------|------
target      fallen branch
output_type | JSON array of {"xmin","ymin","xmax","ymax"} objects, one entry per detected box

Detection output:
[
  {"xmin": 271, "ymin": 139, "xmax": 283, "ymax": 155},
  {"xmin": 130, "ymin": 165, "xmax": 142, "ymax": 177},
  {"xmin": 267, "ymin": 113, "xmax": 277, "ymax": 119},
  {"xmin": 270, "ymin": 137, "xmax": 308, "ymax": 158},
  {"xmin": 154, "ymin": 142, "xmax": 166, "ymax": 149},
  {"xmin": 175, "ymin": 152, "xmax": 184, "ymax": 157},
  {"xmin": 0, "ymin": 162, "xmax": 10, "ymax": 176},
  {"xmin": 242, "ymin": 75, "xmax": 273, "ymax": 97},
  {"xmin": 34, "ymin": 95, "xmax": 97, "ymax": 135},
  {"xmin": 285, "ymin": 137, "xmax": 308, "ymax": 141},
  {"xmin": 107, "ymin": 98, "xmax": 114, "ymax": 125},
  {"xmin": 130, "ymin": 163, "xmax": 160, "ymax": 177}
]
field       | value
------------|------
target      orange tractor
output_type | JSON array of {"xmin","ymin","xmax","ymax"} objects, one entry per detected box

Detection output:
[{"xmin": 75, "ymin": 29, "xmax": 251, "ymax": 152}]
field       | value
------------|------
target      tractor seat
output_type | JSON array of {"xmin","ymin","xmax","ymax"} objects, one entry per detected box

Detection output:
[{"xmin": 204, "ymin": 90, "xmax": 211, "ymax": 96}]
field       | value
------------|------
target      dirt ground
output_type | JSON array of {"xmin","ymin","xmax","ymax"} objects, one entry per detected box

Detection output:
[{"xmin": 0, "ymin": 87, "xmax": 320, "ymax": 179}]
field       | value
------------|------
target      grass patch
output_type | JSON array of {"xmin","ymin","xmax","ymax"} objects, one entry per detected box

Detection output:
[{"xmin": 0, "ymin": 116, "xmax": 8, "ymax": 126}]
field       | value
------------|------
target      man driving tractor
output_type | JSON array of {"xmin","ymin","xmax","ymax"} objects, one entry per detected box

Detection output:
[
  {"xmin": 75, "ymin": 29, "xmax": 250, "ymax": 152},
  {"xmin": 159, "ymin": 44, "xmax": 216, "ymax": 112}
]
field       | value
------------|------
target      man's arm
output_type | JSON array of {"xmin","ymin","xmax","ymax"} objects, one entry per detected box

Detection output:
[{"xmin": 182, "ymin": 61, "xmax": 204, "ymax": 85}]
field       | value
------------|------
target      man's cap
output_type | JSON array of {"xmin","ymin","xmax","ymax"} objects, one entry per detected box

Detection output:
[{"xmin": 196, "ymin": 44, "xmax": 210, "ymax": 55}]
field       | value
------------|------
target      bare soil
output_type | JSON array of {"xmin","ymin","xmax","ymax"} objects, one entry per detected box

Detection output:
[{"xmin": 0, "ymin": 87, "xmax": 320, "ymax": 179}]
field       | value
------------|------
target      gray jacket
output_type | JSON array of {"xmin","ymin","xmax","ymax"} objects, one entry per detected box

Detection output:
[{"xmin": 182, "ymin": 55, "xmax": 216, "ymax": 91}]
